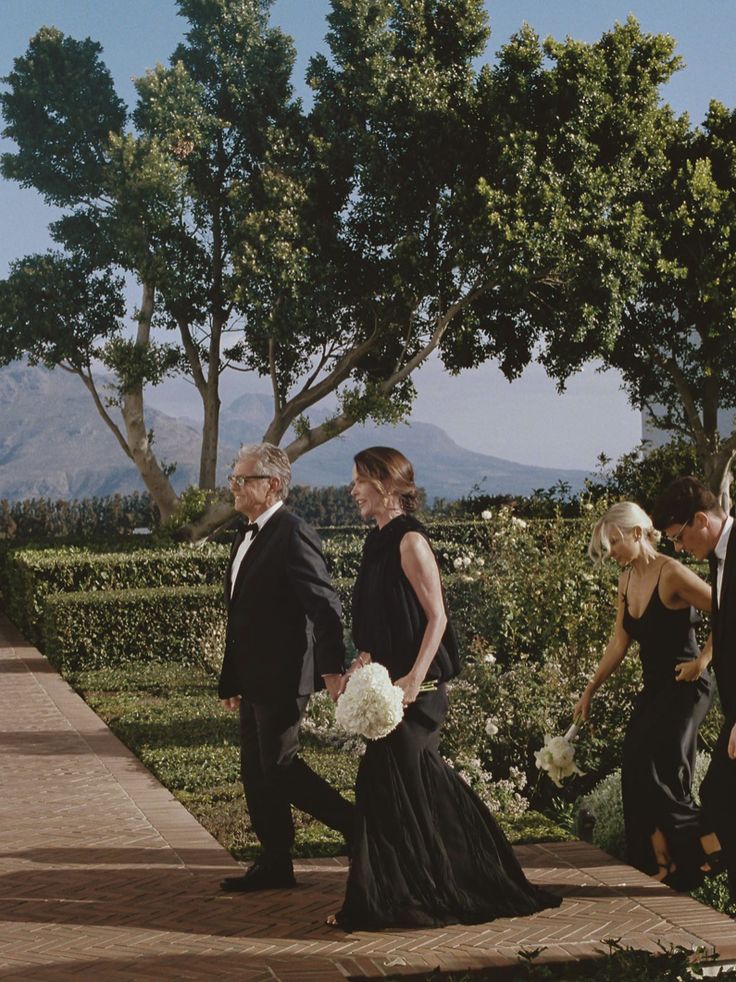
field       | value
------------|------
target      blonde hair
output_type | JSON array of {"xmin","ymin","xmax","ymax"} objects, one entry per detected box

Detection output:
[{"xmin": 588, "ymin": 501, "xmax": 661, "ymax": 563}]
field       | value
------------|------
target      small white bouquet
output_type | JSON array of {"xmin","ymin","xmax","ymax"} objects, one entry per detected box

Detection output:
[
  {"xmin": 335, "ymin": 662, "xmax": 404, "ymax": 740},
  {"xmin": 534, "ymin": 723, "xmax": 584, "ymax": 788}
]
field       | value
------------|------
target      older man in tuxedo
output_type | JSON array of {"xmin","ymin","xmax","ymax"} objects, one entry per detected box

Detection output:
[
  {"xmin": 218, "ymin": 442, "xmax": 354, "ymax": 892},
  {"xmin": 653, "ymin": 476, "xmax": 736, "ymax": 900}
]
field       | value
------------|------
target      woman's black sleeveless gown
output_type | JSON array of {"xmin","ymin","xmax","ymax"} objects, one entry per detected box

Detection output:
[
  {"xmin": 334, "ymin": 515, "xmax": 561, "ymax": 931},
  {"xmin": 621, "ymin": 563, "xmax": 713, "ymax": 889}
]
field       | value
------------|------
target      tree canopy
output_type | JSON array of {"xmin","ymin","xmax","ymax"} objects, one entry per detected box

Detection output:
[{"xmin": 0, "ymin": 1, "xmax": 690, "ymax": 526}]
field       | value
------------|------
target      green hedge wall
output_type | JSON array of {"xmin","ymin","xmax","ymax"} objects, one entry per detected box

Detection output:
[
  {"xmin": 44, "ymin": 584, "xmax": 226, "ymax": 673},
  {"xmin": 0, "ymin": 545, "xmax": 229, "ymax": 644}
]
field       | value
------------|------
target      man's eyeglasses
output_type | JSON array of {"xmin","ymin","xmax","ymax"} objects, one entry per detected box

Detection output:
[
  {"xmin": 668, "ymin": 519, "xmax": 691, "ymax": 545},
  {"xmin": 228, "ymin": 473, "xmax": 271, "ymax": 488}
]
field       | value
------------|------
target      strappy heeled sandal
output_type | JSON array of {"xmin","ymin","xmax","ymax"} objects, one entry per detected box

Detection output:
[
  {"xmin": 700, "ymin": 849, "xmax": 725, "ymax": 876},
  {"xmin": 653, "ymin": 860, "xmax": 677, "ymax": 883}
]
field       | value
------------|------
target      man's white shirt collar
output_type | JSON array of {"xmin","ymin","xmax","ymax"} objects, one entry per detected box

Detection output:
[
  {"xmin": 253, "ymin": 499, "xmax": 283, "ymax": 531},
  {"xmin": 230, "ymin": 500, "xmax": 283, "ymax": 597},
  {"xmin": 715, "ymin": 514, "xmax": 733, "ymax": 563},
  {"xmin": 714, "ymin": 514, "xmax": 733, "ymax": 607}
]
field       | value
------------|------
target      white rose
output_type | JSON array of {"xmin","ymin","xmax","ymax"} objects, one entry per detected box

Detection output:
[
  {"xmin": 453, "ymin": 556, "xmax": 464, "ymax": 570},
  {"xmin": 534, "ymin": 746, "xmax": 554, "ymax": 770},
  {"xmin": 484, "ymin": 651, "xmax": 496, "ymax": 664},
  {"xmin": 481, "ymin": 510, "xmax": 492, "ymax": 520},
  {"xmin": 547, "ymin": 736, "xmax": 574, "ymax": 767},
  {"xmin": 485, "ymin": 718, "xmax": 499, "ymax": 737}
]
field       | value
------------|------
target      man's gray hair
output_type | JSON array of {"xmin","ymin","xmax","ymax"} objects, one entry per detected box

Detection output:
[{"xmin": 237, "ymin": 443, "xmax": 291, "ymax": 500}]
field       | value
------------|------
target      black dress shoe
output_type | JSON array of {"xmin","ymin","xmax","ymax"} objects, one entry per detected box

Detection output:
[{"xmin": 220, "ymin": 860, "xmax": 296, "ymax": 893}]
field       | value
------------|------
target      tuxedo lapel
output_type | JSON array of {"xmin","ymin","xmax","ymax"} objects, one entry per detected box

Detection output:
[
  {"xmin": 229, "ymin": 508, "xmax": 286, "ymax": 604},
  {"xmin": 225, "ymin": 527, "xmax": 245, "ymax": 602},
  {"xmin": 717, "ymin": 524, "xmax": 736, "ymax": 644}
]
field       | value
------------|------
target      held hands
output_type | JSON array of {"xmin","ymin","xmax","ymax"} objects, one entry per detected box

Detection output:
[
  {"xmin": 322, "ymin": 674, "xmax": 344, "ymax": 702},
  {"xmin": 324, "ymin": 653, "xmax": 373, "ymax": 703},
  {"xmin": 221, "ymin": 696, "xmax": 242, "ymax": 711},
  {"xmin": 675, "ymin": 659, "xmax": 704, "ymax": 683}
]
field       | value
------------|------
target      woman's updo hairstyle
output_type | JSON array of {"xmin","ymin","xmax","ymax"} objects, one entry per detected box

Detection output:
[
  {"xmin": 588, "ymin": 501, "xmax": 661, "ymax": 564},
  {"xmin": 353, "ymin": 446, "xmax": 419, "ymax": 514}
]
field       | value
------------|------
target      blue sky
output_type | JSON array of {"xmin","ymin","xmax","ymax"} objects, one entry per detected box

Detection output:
[{"xmin": 1, "ymin": 1, "xmax": 734, "ymax": 468}]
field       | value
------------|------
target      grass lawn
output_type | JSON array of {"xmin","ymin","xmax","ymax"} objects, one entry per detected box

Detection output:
[{"xmin": 67, "ymin": 661, "xmax": 570, "ymax": 859}]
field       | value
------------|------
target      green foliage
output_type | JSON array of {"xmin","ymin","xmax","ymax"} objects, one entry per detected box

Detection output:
[
  {"xmin": 0, "ymin": 253, "xmax": 125, "ymax": 371},
  {"xmin": 0, "ymin": 27, "xmax": 126, "ymax": 205},
  {"xmin": 429, "ymin": 941, "xmax": 736, "ymax": 980},
  {"xmin": 579, "ymin": 751, "xmax": 711, "ymax": 862},
  {"xmin": 0, "ymin": 493, "xmax": 156, "ymax": 541},
  {"xmin": 75, "ymin": 661, "xmax": 359, "ymax": 859},
  {"xmin": 595, "ymin": 102, "xmax": 736, "ymax": 489},
  {"xmin": 44, "ymin": 584, "xmax": 225, "ymax": 672},
  {"xmin": 586, "ymin": 439, "xmax": 704, "ymax": 513},
  {"xmin": 158, "ymin": 486, "xmax": 225, "ymax": 539},
  {"xmin": 0, "ymin": 1, "xmax": 698, "ymax": 509},
  {"xmin": 0, "ymin": 543, "xmax": 226, "ymax": 643}
]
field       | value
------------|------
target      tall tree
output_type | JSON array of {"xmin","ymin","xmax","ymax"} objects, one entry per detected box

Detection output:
[
  {"xmin": 238, "ymin": 7, "xmax": 679, "ymax": 461},
  {"xmin": 0, "ymin": 27, "xmax": 184, "ymax": 518},
  {"xmin": 1, "ymin": 3, "xmax": 683, "ymax": 532},
  {"xmin": 606, "ymin": 102, "xmax": 736, "ymax": 499},
  {"xmin": 0, "ymin": 1, "xmax": 302, "ymax": 518}
]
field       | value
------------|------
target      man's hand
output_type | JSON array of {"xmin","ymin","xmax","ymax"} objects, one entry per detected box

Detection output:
[
  {"xmin": 675, "ymin": 660, "xmax": 702, "ymax": 682},
  {"xmin": 322, "ymin": 673, "xmax": 344, "ymax": 702},
  {"xmin": 729, "ymin": 721, "xmax": 736, "ymax": 760},
  {"xmin": 221, "ymin": 696, "xmax": 242, "ymax": 711}
]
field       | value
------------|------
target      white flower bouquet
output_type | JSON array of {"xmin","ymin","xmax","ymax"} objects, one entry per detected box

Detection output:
[
  {"xmin": 335, "ymin": 662, "xmax": 404, "ymax": 740},
  {"xmin": 534, "ymin": 723, "xmax": 584, "ymax": 788}
]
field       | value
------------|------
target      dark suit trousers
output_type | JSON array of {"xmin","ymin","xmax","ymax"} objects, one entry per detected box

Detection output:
[
  {"xmin": 239, "ymin": 696, "xmax": 355, "ymax": 862},
  {"xmin": 699, "ymin": 717, "xmax": 736, "ymax": 900}
]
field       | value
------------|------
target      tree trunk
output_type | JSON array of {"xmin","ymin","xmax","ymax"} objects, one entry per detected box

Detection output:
[
  {"xmin": 199, "ymin": 368, "xmax": 221, "ymax": 489},
  {"xmin": 121, "ymin": 281, "xmax": 179, "ymax": 522}
]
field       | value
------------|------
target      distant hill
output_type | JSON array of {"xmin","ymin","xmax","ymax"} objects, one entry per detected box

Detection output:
[{"xmin": 0, "ymin": 364, "xmax": 588, "ymax": 501}]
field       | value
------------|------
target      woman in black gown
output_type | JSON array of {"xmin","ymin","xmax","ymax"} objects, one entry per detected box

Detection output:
[
  {"xmin": 330, "ymin": 446, "xmax": 561, "ymax": 931},
  {"xmin": 574, "ymin": 501, "xmax": 714, "ymax": 890}
]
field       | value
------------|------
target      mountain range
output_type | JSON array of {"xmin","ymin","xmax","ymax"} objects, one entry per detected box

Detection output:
[{"xmin": 0, "ymin": 363, "xmax": 588, "ymax": 501}]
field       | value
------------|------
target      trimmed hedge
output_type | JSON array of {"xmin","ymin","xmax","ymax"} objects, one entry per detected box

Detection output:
[
  {"xmin": 44, "ymin": 584, "xmax": 225, "ymax": 673},
  {"xmin": 0, "ymin": 545, "xmax": 228, "ymax": 644}
]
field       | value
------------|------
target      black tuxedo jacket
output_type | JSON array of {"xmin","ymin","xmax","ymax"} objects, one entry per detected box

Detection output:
[
  {"xmin": 218, "ymin": 508, "xmax": 346, "ymax": 703},
  {"xmin": 712, "ymin": 521, "xmax": 736, "ymax": 721}
]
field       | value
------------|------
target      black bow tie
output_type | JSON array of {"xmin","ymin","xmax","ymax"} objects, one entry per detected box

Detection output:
[{"xmin": 241, "ymin": 522, "xmax": 259, "ymax": 538}]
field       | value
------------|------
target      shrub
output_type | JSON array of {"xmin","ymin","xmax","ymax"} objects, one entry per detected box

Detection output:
[
  {"xmin": 1, "ymin": 544, "xmax": 228, "ymax": 643},
  {"xmin": 44, "ymin": 584, "xmax": 225, "ymax": 672},
  {"xmin": 578, "ymin": 751, "xmax": 712, "ymax": 861},
  {"xmin": 0, "ymin": 493, "xmax": 156, "ymax": 540}
]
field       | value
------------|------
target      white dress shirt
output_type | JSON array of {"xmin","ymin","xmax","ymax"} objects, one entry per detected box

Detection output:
[
  {"xmin": 229, "ymin": 500, "xmax": 283, "ymax": 598},
  {"xmin": 714, "ymin": 514, "xmax": 734, "ymax": 607}
]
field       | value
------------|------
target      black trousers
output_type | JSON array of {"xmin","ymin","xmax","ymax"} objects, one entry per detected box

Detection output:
[
  {"xmin": 699, "ymin": 717, "xmax": 736, "ymax": 900},
  {"xmin": 239, "ymin": 695, "xmax": 355, "ymax": 863}
]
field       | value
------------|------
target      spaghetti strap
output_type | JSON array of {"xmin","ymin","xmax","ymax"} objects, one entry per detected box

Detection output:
[{"xmin": 655, "ymin": 559, "xmax": 672, "ymax": 586}]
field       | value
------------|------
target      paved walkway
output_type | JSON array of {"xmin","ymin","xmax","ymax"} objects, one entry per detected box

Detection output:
[{"xmin": 0, "ymin": 613, "xmax": 734, "ymax": 981}]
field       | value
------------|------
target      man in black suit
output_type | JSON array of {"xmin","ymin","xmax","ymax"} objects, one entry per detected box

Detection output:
[
  {"xmin": 653, "ymin": 476, "xmax": 736, "ymax": 900},
  {"xmin": 218, "ymin": 442, "xmax": 354, "ymax": 892}
]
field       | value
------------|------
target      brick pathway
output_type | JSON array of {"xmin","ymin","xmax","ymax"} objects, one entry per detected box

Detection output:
[{"xmin": 0, "ymin": 612, "xmax": 734, "ymax": 981}]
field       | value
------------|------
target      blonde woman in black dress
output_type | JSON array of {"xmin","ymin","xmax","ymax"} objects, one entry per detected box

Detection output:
[
  {"xmin": 574, "ymin": 502, "xmax": 713, "ymax": 889},
  {"xmin": 329, "ymin": 446, "xmax": 561, "ymax": 930}
]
